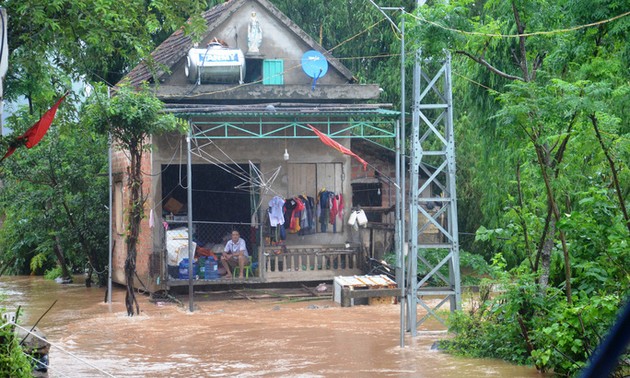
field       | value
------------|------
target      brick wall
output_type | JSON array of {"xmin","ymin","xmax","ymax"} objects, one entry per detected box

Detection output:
[
  {"xmin": 111, "ymin": 141, "xmax": 155, "ymax": 289},
  {"xmin": 350, "ymin": 140, "xmax": 398, "ymax": 209}
]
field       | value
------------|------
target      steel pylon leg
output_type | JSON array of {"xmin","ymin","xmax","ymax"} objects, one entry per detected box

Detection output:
[{"xmin": 407, "ymin": 50, "xmax": 461, "ymax": 336}]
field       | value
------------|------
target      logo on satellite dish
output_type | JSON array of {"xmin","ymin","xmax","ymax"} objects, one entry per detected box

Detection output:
[{"xmin": 301, "ymin": 50, "xmax": 328, "ymax": 90}]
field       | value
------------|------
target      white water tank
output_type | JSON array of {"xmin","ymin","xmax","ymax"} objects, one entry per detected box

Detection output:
[{"xmin": 185, "ymin": 43, "xmax": 245, "ymax": 84}]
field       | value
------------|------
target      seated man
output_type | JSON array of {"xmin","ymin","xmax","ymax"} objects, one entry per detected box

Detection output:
[{"xmin": 221, "ymin": 230, "xmax": 250, "ymax": 278}]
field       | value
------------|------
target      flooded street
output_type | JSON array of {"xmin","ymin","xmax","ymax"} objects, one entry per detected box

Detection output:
[{"xmin": 2, "ymin": 276, "xmax": 541, "ymax": 377}]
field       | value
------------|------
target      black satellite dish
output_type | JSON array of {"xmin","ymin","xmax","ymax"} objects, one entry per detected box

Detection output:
[{"xmin": 301, "ymin": 50, "xmax": 328, "ymax": 90}]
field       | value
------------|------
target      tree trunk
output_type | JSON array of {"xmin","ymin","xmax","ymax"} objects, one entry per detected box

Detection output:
[
  {"xmin": 590, "ymin": 114, "xmax": 630, "ymax": 234},
  {"xmin": 534, "ymin": 144, "xmax": 572, "ymax": 303},
  {"xmin": 538, "ymin": 216, "xmax": 555, "ymax": 289},
  {"xmin": 53, "ymin": 235, "xmax": 72, "ymax": 281},
  {"xmin": 124, "ymin": 140, "xmax": 143, "ymax": 316},
  {"xmin": 60, "ymin": 200, "xmax": 100, "ymax": 287},
  {"xmin": 515, "ymin": 160, "xmax": 535, "ymax": 271}
]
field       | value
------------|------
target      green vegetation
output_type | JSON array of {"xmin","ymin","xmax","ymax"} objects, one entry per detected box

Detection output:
[
  {"xmin": 44, "ymin": 266, "xmax": 63, "ymax": 281},
  {"xmin": 0, "ymin": 0, "xmax": 211, "ymax": 281},
  {"xmin": 82, "ymin": 83, "xmax": 184, "ymax": 316},
  {"xmin": 0, "ymin": 308, "xmax": 31, "ymax": 377},
  {"xmin": 408, "ymin": 1, "xmax": 629, "ymax": 375}
]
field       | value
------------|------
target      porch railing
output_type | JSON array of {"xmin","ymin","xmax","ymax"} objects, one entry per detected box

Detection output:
[
  {"xmin": 261, "ymin": 245, "xmax": 366, "ymax": 281},
  {"xmin": 163, "ymin": 220, "xmax": 368, "ymax": 283}
]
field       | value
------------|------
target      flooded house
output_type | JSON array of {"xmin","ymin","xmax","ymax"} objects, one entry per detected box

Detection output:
[{"xmin": 109, "ymin": 0, "xmax": 437, "ymax": 293}]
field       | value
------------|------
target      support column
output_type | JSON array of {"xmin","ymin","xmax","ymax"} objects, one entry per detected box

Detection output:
[{"xmin": 407, "ymin": 51, "xmax": 461, "ymax": 332}]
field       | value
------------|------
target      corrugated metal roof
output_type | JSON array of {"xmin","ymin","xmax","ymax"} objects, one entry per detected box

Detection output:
[
  {"xmin": 163, "ymin": 103, "xmax": 400, "ymax": 118},
  {"xmin": 169, "ymin": 109, "xmax": 400, "ymax": 118}
]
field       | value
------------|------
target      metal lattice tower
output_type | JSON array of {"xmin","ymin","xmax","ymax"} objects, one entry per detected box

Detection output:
[{"xmin": 406, "ymin": 50, "xmax": 461, "ymax": 335}]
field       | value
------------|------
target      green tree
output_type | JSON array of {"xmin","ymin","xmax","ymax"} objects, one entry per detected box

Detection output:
[
  {"xmin": 4, "ymin": 0, "xmax": 211, "ymax": 97},
  {"xmin": 408, "ymin": 0, "xmax": 629, "ymax": 375},
  {"xmin": 0, "ymin": 0, "xmax": 214, "ymax": 280},
  {"xmin": 271, "ymin": 0, "xmax": 415, "ymax": 103},
  {"xmin": 0, "ymin": 94, "xmax": 109, "ymax": 282},
  {"xmin": 82, "ymin": 84, "xmax": 184, "ymax": 316}
]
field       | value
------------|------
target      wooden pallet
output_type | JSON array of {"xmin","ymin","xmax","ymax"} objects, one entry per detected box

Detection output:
[{"xmin": 334, "ymin": 275, "xmax": 400, "ymax": 307}]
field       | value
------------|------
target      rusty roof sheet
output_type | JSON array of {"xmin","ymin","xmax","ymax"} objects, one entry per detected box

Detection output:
[{"xmin": 124, "ymin": 1, "xmax": 231, "ymax": 86}]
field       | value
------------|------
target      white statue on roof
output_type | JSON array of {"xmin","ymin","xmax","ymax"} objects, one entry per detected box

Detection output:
[{"xmin": 247, "ymin": 11, "xmax": 262, "ymax": 54}]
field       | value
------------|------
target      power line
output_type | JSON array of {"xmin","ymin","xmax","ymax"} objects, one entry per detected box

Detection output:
[
  {"xmin": 160, "ymin": 18, "xmax": 391, "ymax": 99},
  {"xmin": 410, "ymin": 10, "xmax": 630, "ymax": 38}
]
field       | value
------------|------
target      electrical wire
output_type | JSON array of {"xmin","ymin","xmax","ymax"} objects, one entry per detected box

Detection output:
[
  {"xmin": 99, "ymin": 4, "xmax": 630, "ymax": 208},
  {"xmin": 410, "ymin": 9, "xmax": 630, "ymax": 39},
  {"xmin": 4, "ymin": 322, "xmax": 116, "ymax": 377},
  {"xmin": 160, "ymin": 17, "xmax": 390, "ymax": 99}
]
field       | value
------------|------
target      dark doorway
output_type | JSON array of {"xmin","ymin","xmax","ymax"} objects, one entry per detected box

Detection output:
[
  {"xmin": 351, "ymin": 182, "xmax": 382, "ymax": 222},
  {"xmin": 161, "ymin": 164, "xmax": 253, "ymax": 246}
]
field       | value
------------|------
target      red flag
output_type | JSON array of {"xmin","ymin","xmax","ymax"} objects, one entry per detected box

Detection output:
[
  {"xmin": 1, "ymin": 93, "xmax": 66, "ymax": 162},
  {"xmin": 308, "ymin": 124, "xmax": 368, "ymax": 170},
  {"xmin": 1, "ymin": 146, "xmax": 17, "ymax": 162}
]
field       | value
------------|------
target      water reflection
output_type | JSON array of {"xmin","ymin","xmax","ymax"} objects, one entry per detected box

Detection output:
[{"xmin": 1, "ymin": 276, "xmax": 542, "ymax": 377}]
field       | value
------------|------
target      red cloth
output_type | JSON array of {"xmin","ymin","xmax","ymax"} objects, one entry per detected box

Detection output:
[
  {"xmin": 330, "ymin": 195, "xmax": 337, "ymax": 224},
  {"xmin": 1, "ymin": 94, "xmax": 67, "ymax": 162},
  {"xmin": 308, "ymin": 124, "xmax": 368, "ymax": 170},
  {"xmin": 289, "ymin": 197, "xmax": 305, "ymax": 233},
  {"xmin": 336, "ymin": 194, "xmax": 344, "ymax": 222},
  {"xmin": 195, "ymin": 246, "xmax": 217, "ymax": 260}
]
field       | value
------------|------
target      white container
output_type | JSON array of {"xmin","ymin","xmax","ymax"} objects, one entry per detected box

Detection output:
[
  {"xmin": 186, "ymin": 44, "xmax": 245, "ymax": 84},
  {"xmin": 356, "ymin": 209, "xmax": 368, "ymax": 226}
]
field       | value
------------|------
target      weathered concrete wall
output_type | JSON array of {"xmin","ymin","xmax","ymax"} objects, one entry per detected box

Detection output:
[{"xmin": 157, "ymin": 84, "xmax": 381, "ymax": 102}]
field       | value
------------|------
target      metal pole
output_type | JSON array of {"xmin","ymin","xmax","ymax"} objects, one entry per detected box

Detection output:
[
  {"xmin": 107, "ymin": 86, "xmax": 113, "ymax": 304},
  {"xmin": 107, "ymin": 132, "xmax": 113, "ymax": 304},
  {"xmin": 186, "ymin": 128, "xmax": 194, "ymax": 312},
  {"xmin": 396, "ymin": 119, "xmax": 405, "ymax": 348},
  {"xmin": 368, "ymin": 1, "xmax": 407, "ymax": 347},
  {"xmin": 445, "ymin": 53, "xmax": 462, "ymax": 311},
  {"xmin": 408, "ymin": 48, "xmax": 422, "ymax": 336},
  {"xmin": 399, "ymin": 14, "xmax": 407, "ymax": 348}
]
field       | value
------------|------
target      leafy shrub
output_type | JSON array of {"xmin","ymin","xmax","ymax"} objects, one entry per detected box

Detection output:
[
  {"xmin": 416, "ymin": 248, "xmax": 491, "ymax": 286},
  {"xmin": 530, "ymin": 294, "xmax": 623, "ymax": 376},
  {"xmin": 44, "ymin": 266, "xmax": 63, "ymax": 280},
  {"xmin": 442, "ymin": 272, "xmax": 555, "ymax": 365},
  {"xmin": 442, "ymin": 269, "xmax": 628, "ymax": 376},
  {"xmin": 0, "ymin": 310, "xmax": 32, "ymax": 377}
]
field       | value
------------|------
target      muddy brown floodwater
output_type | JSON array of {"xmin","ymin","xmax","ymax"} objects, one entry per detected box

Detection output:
[{"xmin": 1, "ymin": 276, "xmax": 542, "ymax": 377}]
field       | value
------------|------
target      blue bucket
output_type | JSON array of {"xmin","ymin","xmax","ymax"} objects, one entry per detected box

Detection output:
[
  {"xmin": 206, "ymin": 256, "xmax": 219, "ymax": 280},
  {"xmin": 178, "ymin": 258, "xmax": 197, "ymax": 279}
]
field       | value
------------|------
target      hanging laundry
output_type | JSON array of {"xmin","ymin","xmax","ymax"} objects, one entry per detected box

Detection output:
[
  {"xmin": 264, "ymin": 201, "xmax": 287, "ymax": 244},
  {"xmin": 283, "ymin": 197, "xmax": 305, "ymax": 234},
  {"xmin": 318, "ymin": 190, "xmax": 331, "ymax": 232},
  {"xmin": 329, "ymin": 194, "xmax": 337, "ymax": 225},
  {"xmin": 298, "ymin": 195, "xmax": 316, "ymax": 235},
  {"xmin": 329, "ymin": 193, "xmax": 338, "ymax": 233},
  {"xmin": 336, "ymin": 194, "xmax": 344, "ymax": 224},
  {"xmin": 283, "ymin": 198, "xmax": 297, "ymax": 229},
  {"xmin": 268, "ymin": 195, "xmax": 285, "ymax": 227}
]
